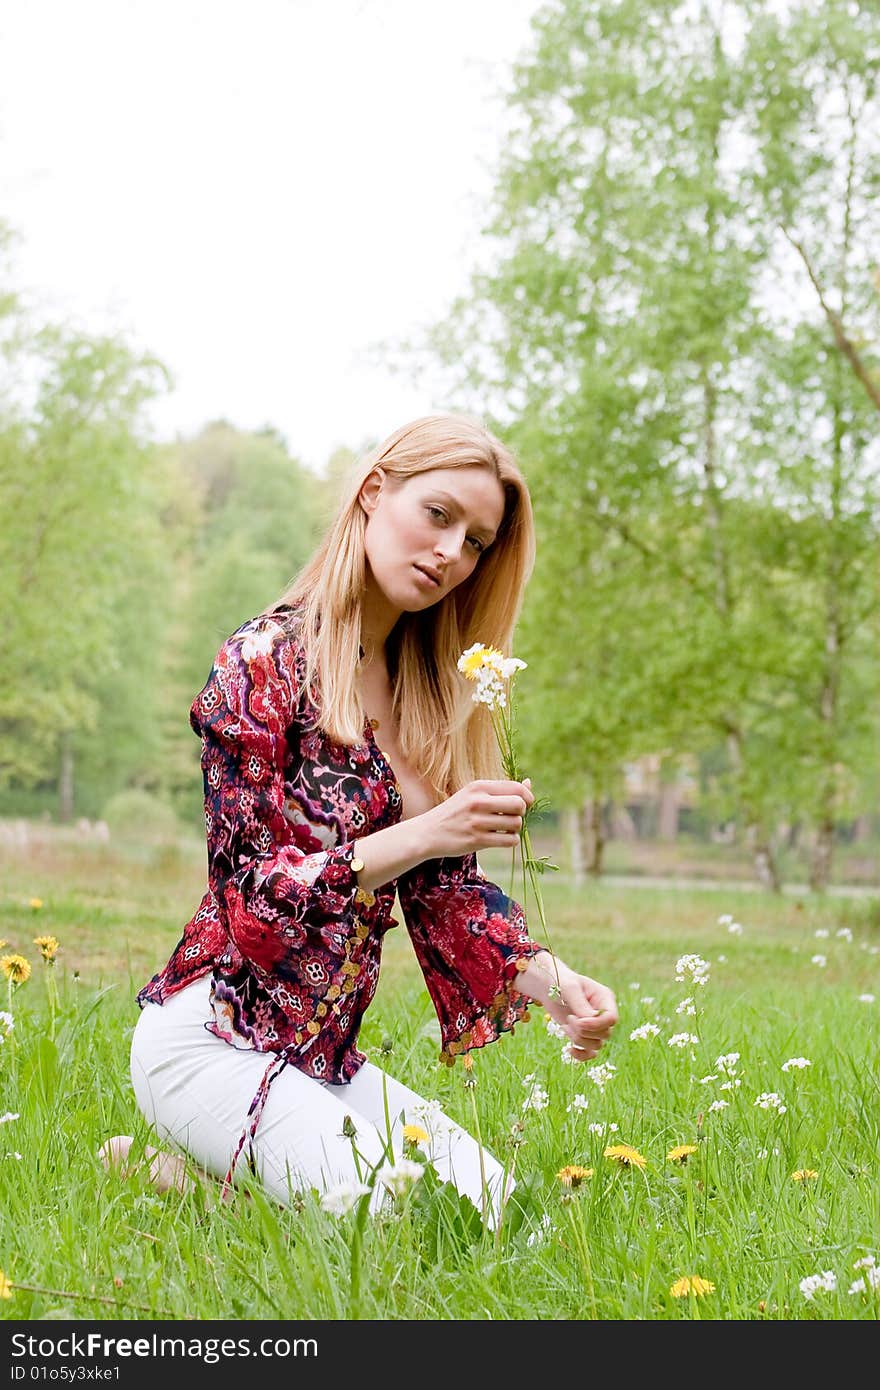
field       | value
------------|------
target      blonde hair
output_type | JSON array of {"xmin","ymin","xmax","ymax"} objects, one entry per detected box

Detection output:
[{"xmin": 265, "ymin": 413, "xmax": 535, "ymax": 798}]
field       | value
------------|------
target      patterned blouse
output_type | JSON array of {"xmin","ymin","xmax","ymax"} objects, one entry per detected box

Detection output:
[{"xmin": 137, "ymin": 603, "xmax": 542, "ymax": 1105}]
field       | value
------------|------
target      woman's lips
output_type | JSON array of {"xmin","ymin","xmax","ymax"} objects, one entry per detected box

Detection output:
[{"xmin": 413, "ymin": 565, "xmax": 441, "ymax": 588}]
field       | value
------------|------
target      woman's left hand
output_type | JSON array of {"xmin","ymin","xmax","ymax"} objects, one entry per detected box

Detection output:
[{"xmin": 543, "ymin": 968, "xmax": 619, "ymax": 1062}]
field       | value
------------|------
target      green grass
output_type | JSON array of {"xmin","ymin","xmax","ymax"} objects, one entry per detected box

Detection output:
[{"xmin": 1, "ymin": 836, "xmax": 879, "ymax": 1320}]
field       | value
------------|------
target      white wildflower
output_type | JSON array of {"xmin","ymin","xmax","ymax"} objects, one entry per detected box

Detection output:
[
  {"xmin": 675, "ymin": 997, "xmax": 696, "ymax": 1016},
  {"xmin": 522, "ymin": 1084, "xmax": 550, "ymax": 1112},
  {"xmin": 698, "ymin": 1074, "xmax": 718, "ymax": 1085},
  {"xmin": 707, "ymin": 1099, "xmax": 729, "ymax": 1112},
  {"xmin": 629, "ymin": 1022, "xmax": 660, "ymax": 1041},
  {"xmin": 719, "ymin": 1079, "xmax": 742, "ymax": 1091},
  {"xmin": 811, "ymin": 955, "xmax": 827, "ymax": 968},
  {"xmin": 545, "ymin": 1016, "xmax": 567, "ymax": 1039},
  {"xmin": 715, "ymin": 1052, "xmax": 740, "ymax": 1076},
  {"xmin": 640, "ymin": 995, "xmax": 656, "ymax": 1005},
  {"xmin": 587, "ymin": 1121, "xmax": 619, "ymax": 1136},
  {"xmin": 716, "ymin": 954, "xmax": 727, "ymax": 963},
  {"xmin": 754, "ymin": 1092, "xmax": 787, "ymax": 1113},
  {"xmin": 757, "ymin": 1146, "xmax": 780, "ymax": 1158},
  {"xmin": 586, "ymin": 1061, "xmax": 617, "ymax": 1092},
  {"xmin": 0, "ymin": 1011, "xmax": 13, "ymax": 1037},
  {"xmin": 727, "ymin": 921, "xmax": 743, "ymax": 935},
  {"xmin": 858, "ymin": 994, "xmax": 875, "ymax": 1003},
  {"xmin": 320, "ymin": 1181, "xmax": 371, "ymax": 1215},
  {"xmin": 853, "ymin": 1255, "xmax": 877, "ymax": 1271},
  {"xmin": 668, "ymin": 1032, "xmax": 699, "ymax": 1048},
  {"xmin": 376, "ymin": 1159, "xmax": 424, "ymax": 1196},
  {"xmin": 629, "ymin": 981, "xmax": 641, "ymax": 990},
  {"xmin": 800, "ymin": 1271, "xmax": 837, "ymax": 1301},
  {"xmin": 566, "ymin": 1094, "xmax": 589, "ymax": 1113},
  {"xmin": 814, "ymin": 929, "xmax": 829, "ymax": 939},
  {"xmin": 526, "ymin": 1213, "xmax": 553, "ymax": 1248},
  {"xmin": 675, "ymin": 953, "xmax": 710, "ymax": 987},
  {"xmin": 835, "ymin": 927, "xmax": 853, "ymax": 942},
  {"xmin": 0, "ymin": 1113, "xmax": 19, "ymax": 1125},
  {"xmin": 560, "ymin": 1042, "xmax": 575, "ymax": 1064},
  {"xmin": 781, "ymin": 1057, "xmax": 812, "ymax": 1072},
  {"xmin": 849, "ymin": 1267, "xmax": 880, "ymax": 1295},
  {"xmin": 717, "ymin": 914, "xmax": 733, "ymax": 927}
]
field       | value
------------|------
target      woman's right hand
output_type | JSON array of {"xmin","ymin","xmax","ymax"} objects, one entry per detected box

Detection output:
[{"xmin": 420, "ymin": 778, "xmax": 535, "ymax": 858}]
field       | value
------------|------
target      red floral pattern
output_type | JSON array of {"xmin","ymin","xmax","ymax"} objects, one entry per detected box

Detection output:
[{"xmin": 137, "ymin": 602, "xmax": 542, "ymax": 1083}]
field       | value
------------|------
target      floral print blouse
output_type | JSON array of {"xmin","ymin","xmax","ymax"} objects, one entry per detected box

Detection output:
[{"xmin": 137, "ymin": 603, "xmax": 542, "ymax": 1090}]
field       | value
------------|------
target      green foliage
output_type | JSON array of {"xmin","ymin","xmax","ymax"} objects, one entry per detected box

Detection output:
[{"xmin": 101, "ymin": 789, "xmax": 180, "ymax": 843}]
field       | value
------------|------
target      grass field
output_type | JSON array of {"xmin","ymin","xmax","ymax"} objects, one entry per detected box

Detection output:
[{"xmin": 1, "ymin": 834, "xmax": 878, "ymax": 1321}]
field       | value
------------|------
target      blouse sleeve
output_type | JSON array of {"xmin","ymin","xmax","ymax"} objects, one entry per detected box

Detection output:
[
  {"xmin": 194, "ymin": 615, "xmax": 366, "ymax": 983},
  {"xmin": 396, "ymin": 853, "xmax": 544, "ymax": 1064}
]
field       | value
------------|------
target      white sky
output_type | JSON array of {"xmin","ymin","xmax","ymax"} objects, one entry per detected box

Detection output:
[{"xmin": 1, "ymin": 0, "xmax": 541, "ymax": 473}]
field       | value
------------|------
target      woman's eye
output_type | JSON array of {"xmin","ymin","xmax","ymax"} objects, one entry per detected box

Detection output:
[
  {"xmin": 427, "ymin": 506, "xmax": 447, "ymax": 522},
  {"xmin": 468, "ymin": 537, "xmax": 484, "ymax": 553}
]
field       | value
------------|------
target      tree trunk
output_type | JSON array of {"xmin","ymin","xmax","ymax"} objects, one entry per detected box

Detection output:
[
  {"xmin": 58, "ymin": 731, "xmax": 74, "ymax": 823},
  {"xmin": 657, "ymin": 779, "xmax": 679, "ymax": 841},
  {"xmin": 564, "ymin": 805, "xmax": 586, "ymax": 886},
  {"xmin": 583, "ymin": 797, "xmax": 605, "ymax": 877},
  {"xmin": 809, "ymin": 819, "xmax": 835, "ymax": 893}
]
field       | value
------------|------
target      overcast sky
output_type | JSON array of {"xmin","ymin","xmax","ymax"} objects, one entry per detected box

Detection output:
[{"xmin": 1, "ymin": 0, "xmax": 544, "ymax": 473}]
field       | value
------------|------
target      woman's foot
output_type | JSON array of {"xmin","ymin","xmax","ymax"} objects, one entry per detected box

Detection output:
[{"xmin": 99, "ymin": 1134, "xmax": 194, "ymax": 1195}]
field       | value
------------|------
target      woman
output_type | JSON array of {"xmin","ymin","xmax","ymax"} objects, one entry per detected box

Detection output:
[{"xmin": 106, "ymin": 414, "xmax": 618, "ymax": 1223}]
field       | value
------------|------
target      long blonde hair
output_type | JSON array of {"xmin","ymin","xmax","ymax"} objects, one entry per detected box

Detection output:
[{"xmin": 265, "ymin": 413, "xmax": 535, "ymax": 798}]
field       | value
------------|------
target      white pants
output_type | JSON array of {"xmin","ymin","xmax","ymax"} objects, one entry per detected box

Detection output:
[{"xmin": 130, "ymin": 974, "xmax": 508, "ymax": 1223}]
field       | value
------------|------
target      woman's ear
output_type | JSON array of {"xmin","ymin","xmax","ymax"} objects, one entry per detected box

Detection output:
[{"xmin": 358, "ymin": 466, "xmax": 386, "ymax": 515}]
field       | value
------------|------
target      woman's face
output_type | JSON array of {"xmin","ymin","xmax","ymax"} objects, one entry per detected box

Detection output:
[{"xmin": 359, "ymin": 465, "xmax": 506, "ymax": 613}]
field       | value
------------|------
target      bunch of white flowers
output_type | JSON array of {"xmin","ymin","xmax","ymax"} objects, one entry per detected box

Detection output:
[
  {"xmin": 566, "ymin": 1094, "xmax": 589, "ymax": 1113},
  {"xmin": 522, "ymin": 1083, "xmax": 549, "ymax": 1113},
  {"xmin": 320, "ymin": 1180, "xmax": 371, "ymax": 1216},
  {"xmin": 675, "ymin": 997, "xmax": 696, "ymax": 1016},
  {"xmin": 668, "ymin": 1032, "xmax": 699, "ymax": 1048},
  {"xmin": 781, "ymin": 1057, "xmax": 812, "ymax": 1072},
  {"xmin": 376, "ymin": 1159, "xmax": 424, "ymax": 1196},
  {"xmin": 456, "ymin": 644, "xmax": 527, "ymax": 710},
  {"xmin": 754, "ymin": 1092, "xmax": 787, "ymax": 1113},
  {"xmin": 675, "ymin": 953, "xmax": 710, "ymax": 987},
  {"xmin": 629, "ymin": 1022, "xmax": 660, "ymax": 1041},
  {"xmin": 586, "ymin": 1061, "xmax": 617, "ymax": 1092},
  {"xmin": 799, "ymin": 1270, "xmax": 837, "ymax": 1300}
]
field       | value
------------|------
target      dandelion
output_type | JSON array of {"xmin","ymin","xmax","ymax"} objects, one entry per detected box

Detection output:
[
  {"xmin": 557, "ymin": 1165, "xmax": 593, "ymax": 1187},
  {"xmin": 675, "ymin": 997, "xmax": 696, "ymax": 1016},
  {"xmin": 811, "ymin": 954, "xmax": 827, "ymax": 968},
  {"xmin": 858, "ymin": 994, "xmax": 875, "ymax": 1003},
  {"xmin": 667, "ymin": 1145, "xmax": 698, "ymax": 1163},
  {"xmin": 707, "ymin": 1099, "xmax": 729, "ymax": 1113},
  {"xmin": 674, "ymin": 953, "xmax": 710, "ymax": 988},
  {"xmin": 0, "ymin": 956, "xmax": 30, "ymax": 985},
  {"xmin": 456, "ymin": 642, "xmax": 559, "ymax": 990},
  {"xmin": 668, "ymin": 1033, "xmax": 699, "ymax": 1048},
  {"xmin": 566, "ymin": 1094, "xmax": 589, "ymax": 1113},
  {"xmin": 402, "ymin": 1124, "xmax": 429, "ymax": 1147},
  {"xmin": 28, "ymin": 898, "xmax": 43, "ymax": 910},
  {"xmin": 629, "ymin": 1022, "xmax": 660, "ymax": 1041},
  {"xmin": 0, "ymin": 1271, "xmax": 11, "ymax": 1299},
  {"xmin": 799, "ymin": 1270, "xmax": 836, "ymax": 1300},
  {"xmin": 754, "ymin": 1092, "xmax": 787, "ymax": 1113},
  {"xmin": 320, "ymin": 1180, "xmax": 371, "ymax": 1215},
  {"xmin": 849, "ymin": 1267, "xmax": 880, "ymax": 1295},
  {"xmin": 33, "ymin": 935, "xmax": 59, "ymax": 963},
  {"xmin": 781, "ymin": 1057, "xmax": 811, "ymax": 1072},
  {"xmin": 588, "ymin": 1121, "xmax": 619, "ymax": 1136},
  {"xmin": 669, "ymin": 1275, "xmax": 715, "ymax": 1298},
  {"xmin": 376, "ymin": 1159, "xmax": 424, "ymax": 1196},
  {"xmin": 791, "ymin": 1169, "xmax": 818, "ymax": 1182},
  {"xmin": 603, "ymin": 1144, "xmax": 647, "ymax": 1170}
]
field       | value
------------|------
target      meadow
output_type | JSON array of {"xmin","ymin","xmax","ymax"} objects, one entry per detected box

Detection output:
[{"xmin": 1, "ymin": 832, "xmax": 878, "ymax": 1322}]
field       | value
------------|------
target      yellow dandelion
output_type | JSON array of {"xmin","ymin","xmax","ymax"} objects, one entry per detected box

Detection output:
[
  {"xmin": 557, "ymin": 1165, "xmax": 594, "ymax": 1188},
  {"xmin": 402, "ymin": 1124, "xmax": 429, "ymax": 1146},
  {"xmin": 457, "ymin": 645, "xmax": 504, "ymax": 679},
  {"xmin": 1, "ymin": 955, "xmax": 31, "ymax": 985},
  {"xmin": 791, "ymin": 1169, "xmax": 819, "ymax": 1182},
  {"xmin": 29, "ymin": 898, "xmax": 43, "ymax": 910},
  {"xmin": 667, "ymin": 1144, "xmax": 698, "ymax": 1164},
  {"xmin": 0, "ymin": 941, "xmax": 6, "ymax": 950},
  {"xmin": 603, "ymin": 1143, "xmax": 647, "ymax": 1170},
  {"xmin": 670, "ymin": 1275, "xmax": 715, "ymax": 1298},
  {"xmin": 462, "ymin": 1052, "xmax": 474, "ymax": 1072},
  {"xmin": 34, "ymin": 935, "xmax": 59, "ymax": 963},
  {"xmin": 0, "ymin": 1270, "xmax": 12, "ymax": 1299}
]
